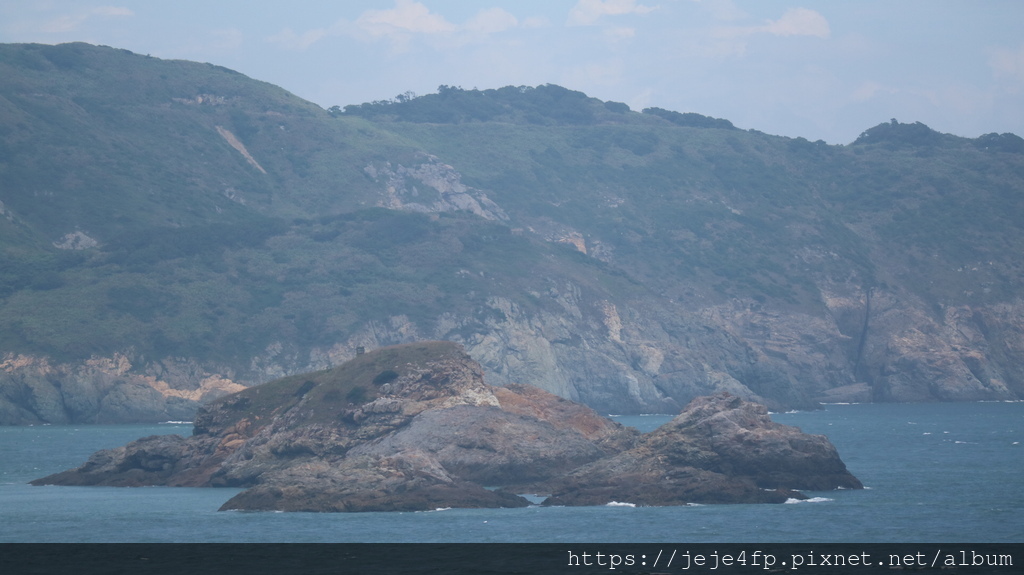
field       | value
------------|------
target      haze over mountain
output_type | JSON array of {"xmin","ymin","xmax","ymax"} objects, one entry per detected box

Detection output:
[{"xmin": 2, "ymin": 42, "xmax": 1023, "ymax": 424}]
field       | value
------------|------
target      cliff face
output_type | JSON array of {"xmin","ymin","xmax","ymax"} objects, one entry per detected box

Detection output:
[
  {"xmin": 3, "ymin": 290, "xmax": 1022, "ymax": 423},
  {"xmin": 0, "ymin": 353, "xmax": 245, "ymax": 424},
  {"xmin": 31, "ymin": 342, "xmax": 860, "ymax": 512}
]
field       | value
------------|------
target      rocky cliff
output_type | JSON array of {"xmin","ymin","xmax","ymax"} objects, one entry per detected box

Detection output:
[
  {"xmin": 4, "ymin": 287, "xmax": 1022, "ymax": 423},
  {"xmin": 32, "ymin": 342, "xmax": 860, "ymax": 511},
  {"xmin": 0, "ymin": 353, "xmax": 245, "ymax": 424}
]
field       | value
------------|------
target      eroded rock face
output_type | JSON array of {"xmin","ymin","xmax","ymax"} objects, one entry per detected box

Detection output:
[
  {"xmin": 365, "ymin": 155, "xmax": 509, "ymax": 221},
  {"xmin": 5, "ymin": 289, "xmax": 1022, "ymax": 424},
  {"xmin": 643, "ymin": 393, "xmax": 863, "ymax": 491},
  {"xmin": 31, "ymin": 343, "xmax": 859, "ymax": 512},
  {"xmin": 0, "ymin": 353, "xmax": 245, "ymax": 425},
  {"xmin": 531, "ymin": 393, "xmax": 861, "ymax": 507}
]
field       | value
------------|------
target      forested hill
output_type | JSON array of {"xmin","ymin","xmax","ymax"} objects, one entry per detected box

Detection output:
[
  {"xmin": 337, "ymin": 83, "xmax": 737, "ymax": 129},
  {"xmin": 2, "ymin": 42, "xmax": 1023, "ymax": 424}
]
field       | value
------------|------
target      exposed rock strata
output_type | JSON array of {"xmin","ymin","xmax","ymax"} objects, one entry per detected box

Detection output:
[
  {"xmin": 0, "ymin": 353, "xmax": 244, "ymax": 425},
  {"xmin": 5, "ymin": 289, "xmax": 1021, "ymax": 425},
  {"xmin": 32, "ymin": 342, "xmax": 860, "ymax": 512}
]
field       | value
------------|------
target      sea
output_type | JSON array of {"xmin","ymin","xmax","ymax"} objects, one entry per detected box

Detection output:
[{"xmin": 1, "ymin": 402, "xmax": 1021, "ymax": 543}]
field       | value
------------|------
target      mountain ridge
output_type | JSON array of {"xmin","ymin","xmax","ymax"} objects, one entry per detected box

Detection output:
[{"xmin": 1, "ymin": 42, "xmax": 1023, "ymax": 423}]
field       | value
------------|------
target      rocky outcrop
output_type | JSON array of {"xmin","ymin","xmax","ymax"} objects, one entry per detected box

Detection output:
[
  {"xmin": 365, "ymin": 155, "xmax": 509, "ymax": 221},
  {"xmin": 31, "ymin": 433, "xmax": 219, "ymax": 487},
  {"xmin": 523, "ymin": 393, "xmax": 861, "ymax": 506},
  {"xmin": 52, "ymin": 230, "xmax": 99, "ymax": 250},
  {"xmin": 32, "ymin": 342, "xmax": 859, "ymax": 512},
  {"xmin": 217, "ymin": 451, "xmax": 532, "ymax": 512}
]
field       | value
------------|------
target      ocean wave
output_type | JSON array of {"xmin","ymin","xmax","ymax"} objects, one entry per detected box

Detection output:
[
  {"xmin": 606, "ymin": 501, "xmax": 636, "ymax": 507},
  {"xmin": 160, "ymin": 421, "xmax": 193, "ymax": 425}
]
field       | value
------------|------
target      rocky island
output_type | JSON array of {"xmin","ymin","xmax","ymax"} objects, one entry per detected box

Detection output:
[{"xmin": 32, "ymin": 341, "xmax": 861, "ymax": 511}]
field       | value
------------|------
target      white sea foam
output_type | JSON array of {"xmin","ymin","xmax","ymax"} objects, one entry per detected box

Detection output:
[
  {"xmin": 160, "ymin": 421, "xmax": 193, "ymax": 425},
  {"xmin": 411, "ymin": 507, "xmax": 453, "ymax": 513},
  {"xmin": 606, "ymin": 501, "xmax": 636, "ymax": 507},
  {"xmin": 784, "ymin": 497, "xmax": 833, "ymax": 504}
]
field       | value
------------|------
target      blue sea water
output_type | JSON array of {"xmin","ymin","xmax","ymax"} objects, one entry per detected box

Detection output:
[{"xmin": 0, "ymin": 402, "xmax": 1021, "ymax": 543}]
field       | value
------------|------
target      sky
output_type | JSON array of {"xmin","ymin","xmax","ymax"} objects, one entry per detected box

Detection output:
[{"xmin": 2, "ymin": 0, "xmax": 1023, "ymax": 144}]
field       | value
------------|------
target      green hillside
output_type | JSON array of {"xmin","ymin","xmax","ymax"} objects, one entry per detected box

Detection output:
[
  {"xmin": 2, "ymin": 43, "xmax": 1023, "ymax": 421},
  {"xmin": 354, "ymin": 91, "xmax": 1024, "ymax": 308}
]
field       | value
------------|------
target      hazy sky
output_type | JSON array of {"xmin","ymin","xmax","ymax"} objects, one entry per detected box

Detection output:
[{"xmin": 3, "ymin": 0, "xmax": 1023, "ymax": 144}]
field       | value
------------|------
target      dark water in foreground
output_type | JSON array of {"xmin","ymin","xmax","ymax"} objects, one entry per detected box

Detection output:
[{"xmin": 1, "ymin": 402, "xmax": 1021, "ymax": 542}]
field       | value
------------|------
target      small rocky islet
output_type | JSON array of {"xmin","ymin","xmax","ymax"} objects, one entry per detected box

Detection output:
[{"xmin": 32, "ymin": 341, "xmax": 861, "ymax": 511}]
